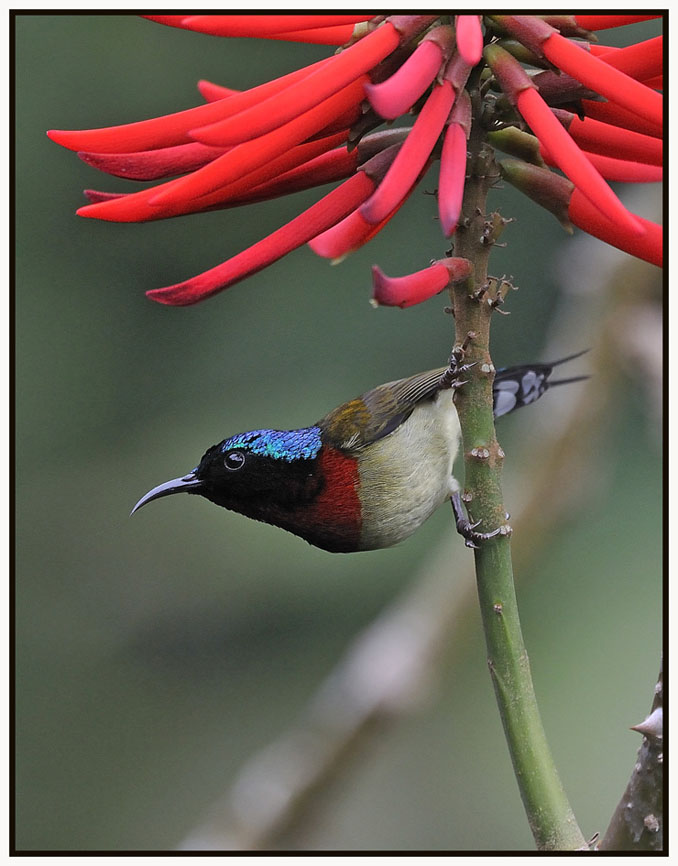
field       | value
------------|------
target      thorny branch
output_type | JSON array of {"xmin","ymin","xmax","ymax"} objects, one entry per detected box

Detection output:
[{"xmin": 599, "ymin": 662, "xmax": 663, "ymax": 851}]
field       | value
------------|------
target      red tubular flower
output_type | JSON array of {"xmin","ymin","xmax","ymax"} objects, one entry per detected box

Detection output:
[
  {"xmin": 191, "ymin": 23, "xmax": 400, "ymax": 147},
  {"xmin": 592, "ymin": 36, "xmax": 662, "ymax": 82},
  {"xmin": 455, "ymin": 16, "xmax": 483, "ymax": 66},
  {"xmin": 50, "ymin": 14, "xmax": 662, "ymax": 305},
  {"xmin": 361, "ymin": 80, "xmax": 454, "ymax": 225},
  {"xmin": 488, "ymin": 125, "xmax": 663, "ymax": 184},
  {"xmin": 162, "ymin": 15, "xmax": 374, "ymax": 37},
  {"xmin": 150, "ymin": 79, "xmax": 365, "ymax": 209},
  {"xmin": 365, "ymin": 32, "xmax": 446, "ymax": 120},
  {"xmin": 85, "ymin": 141, "xmax": 365, "ymax": 214},
  {"xmin": 438, "ymin": 91, "xmax": 471, "ymax": 237},
  {"xmin": 573, "ymin": 14, "xmax": 661, "ymax": 30},
  {"xmin": 643, "ymin": 75, "xmax": 663, "ymax": 90},
  {"xmin": 550, "ymin": 109, "xmax": 662, "ymax": 167},
  {"xmin": 309, "ymin": 205, "xmax": 397, "ymax": 261},
  {"xmin": 485, "ymin": 43, "xmax": 643, "ymax": 236},
  {"xmin": 499, "ymin": 158, "xmax": 662, "ymax": 267},
  {"xmin": 145, "ymin": 140, "xmax": 404, "ymax": 305},
  {"xmin": 517, "ymin": 89, "xmax": 642, "ymax": 235},
  {"xmin": 371, "ymin": 257, "xmax": 472, "ymax": 308},
  {"xmin": 191, "ymin": 89, "xmax": 362, "ymax": 144},
  {"xmin": 568, "ymin": 190, "xmax": 662, "ymax": 267},
  {"xmin": 47, "ymin": 57, "xmax": 330, "ymax": 154},
  {"xmin": 309, "ymin": 149, "xmax": 412, "ymax": 260},
  {"xmin": 540, "ymin": 33, "xmax": 662, "ymax": 127},
  {"xmin": 539, "ymin": 144, "xmax": 662, "ymax": 184},
  {"xmin": 229, "ymin": 145, "xmax": 362, "ymax": 207},
  {"xmin": 77, "ymin": 130, "xmax": 351, "ymax": 222},
  {"xmin": 197, "ymin": 81, "xmax": 240, "ymax": 102},
  {"xmin": 146, "ymin": 14, "xmax": 369, "ymax": 44},
  {"xmin": 262, "ymin": 25, "xmax": 359, "ymax": 46},
  {"xmin": 580, "ymin": 99, "xmax": 662, "ymax": 140},
  {"xmin": 77, "ymin": 142, "xmax": 230, "ymax": 181},
  {"xmin": 147, "ymin": 170, "xmax": 377, "ymax": 305},
  {"xmin": 493, "ymin": 16, "xmax": 662, "ymax": 127},
  {"xmin": 438, "ymin": 125, "xmax": 468, "ymax": 236}
]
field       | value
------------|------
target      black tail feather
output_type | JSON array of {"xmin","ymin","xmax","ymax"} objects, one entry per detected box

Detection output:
[
  {"xmin": 546, "ymin": 374, "xmax": 590, "ymax": 388},
  {"xmin": 492, "ymin": 351, "xmax": 589, "ymax": 419}
]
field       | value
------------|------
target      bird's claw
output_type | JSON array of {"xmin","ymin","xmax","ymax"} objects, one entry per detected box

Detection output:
[
  {"xmin": 438, "ymin": 360, "xmax": 476, "ymax": 392},
  {"xmin": 459, "ymin": 522, "xmax": 503, "ymax": 548},
  {"xmin": 451, "ymin": 492, "xmax": 509, "ymax": 548},
  {"xmin": 439, "ymin": 332, "xmax": 478, "ymax": 390}
]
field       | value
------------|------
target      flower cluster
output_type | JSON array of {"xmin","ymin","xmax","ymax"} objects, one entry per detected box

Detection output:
[{"xmin": 49, "ymin": 14, "xmax": 663, "ymax": 308}]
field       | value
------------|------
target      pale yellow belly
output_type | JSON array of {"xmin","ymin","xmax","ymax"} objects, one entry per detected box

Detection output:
[{"xmin": 356, "ymin": 390, "xmax": 461, "ymax": 550}]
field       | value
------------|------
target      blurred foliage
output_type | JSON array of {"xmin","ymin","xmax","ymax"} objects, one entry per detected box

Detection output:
[{"xmin": 15, "ymin": 14, "xmax": 661, "ymax": 851}]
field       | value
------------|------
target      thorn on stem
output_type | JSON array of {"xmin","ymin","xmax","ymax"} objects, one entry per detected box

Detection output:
[{"xmin": 630, "ymin": 707, "xmax": 663, "ymax": 742}]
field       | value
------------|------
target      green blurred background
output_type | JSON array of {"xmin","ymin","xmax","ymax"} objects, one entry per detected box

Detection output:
[{"xmin": 14, "ymin": 14, "xmax": 662, "ymax": 852}]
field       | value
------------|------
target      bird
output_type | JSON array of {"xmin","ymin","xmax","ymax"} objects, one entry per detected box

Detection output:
[{"xmin": 131, "ymin": 351, "xmax": 587, "ymax": 553}]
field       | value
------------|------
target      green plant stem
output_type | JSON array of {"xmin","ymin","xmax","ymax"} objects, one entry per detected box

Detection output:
[{"xmin": 447, "ymin": 87, "xmax": 585, "ymax": 851}]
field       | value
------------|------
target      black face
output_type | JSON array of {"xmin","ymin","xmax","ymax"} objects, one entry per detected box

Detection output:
[
  {"xmin": 193, "ymin": 441, "xmax": 323, "ymax": 514},
  {"xmin": 131, "ymin": 427, "xmax": 328, "ymax": 528}
]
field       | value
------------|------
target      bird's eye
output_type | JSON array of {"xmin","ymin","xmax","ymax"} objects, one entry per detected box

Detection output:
[{"xmin": 224, "ymin": 451, "xmax": 245, "ymax": 471}]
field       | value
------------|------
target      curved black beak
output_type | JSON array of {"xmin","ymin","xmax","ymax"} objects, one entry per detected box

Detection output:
[{"xmin": 131, "ymin": 473, "xmax": 203, "ymax": 515}]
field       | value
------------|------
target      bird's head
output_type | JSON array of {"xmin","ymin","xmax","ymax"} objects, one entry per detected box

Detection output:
[{"xmin": 131, "ymin": 426, "xmax": 325, "ymax": 518}]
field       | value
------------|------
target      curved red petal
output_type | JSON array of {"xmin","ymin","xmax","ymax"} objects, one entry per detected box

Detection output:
[
  {"xmin": 81, "ymin": 143, "xmax": 358, "ymax": 215},
  {"xmin": 178, "ymin": 15, "xmax": 374, "ymax": 37},
  {"xmin": 190, "ymin": 72, "xmax": 363, "ymax": 149},
  {"xmin": 365, "ymin": 39, "xmax": 443, "ymax": 120},
  {"xmin": 196, "ymin": 129, "xmax": 351, "ymax": 204},
  {"xmin": 309, "ymin": 185, "xmax": 412, "ymax": 260},
  {"xmin": 141, "ymin": 16, "xmax": 190, "ymax": 28},
  {"xmin": 190, "ymin": 23, "xmax": 399, "ymax": 147},
  {"xmin": 542, "ymin": 32, "xmax": 662, "ymax": 129},
  {"xmin": 77, "ymin": 130, "xmax": 350, "ymax": 222},
  {"xmin": 593, "ymin": 36, "xmax": 662, "ymax": 82},
  {"xmin": 46, "ymin": 58, "xmax": 328, "ymax": 154},
  {"xmin": 197, "ymin": 80, "xmax": 241, "ymax": 103},
  {"xmin": 150, "ymin": 79, "xmax": 363, "ymax": 208},
  {"xmin": 361, "ymin": 81, "xmax": 454, "ymax": 225},
  {"xmin": 309, "ymin": 208, "xmax": 386, "ymax": 260},
  {"xmin": 263, "ymin": 25, "xmax": 357, "ymax": 45},
  {"xmin": 562, "ymin": 113, "xmax": 662, "ymax": 167},
  {"xmin": 145, "ymin": 171, "xmax": 376, "ymax": 305},
  {"xmin": 371, "ymin": 261, "xmax": 464, "ymax": 308},
  {"xmin": 568, "ymin": 189, "xmax": 662, "ymax": 266},
  {"xmin": 517, "ymin": 88, "xmax": 642, "ymax": 236},
  {"xmin": 227, "ymin": 145, "xmax": 360, "ymax": 206},
  {"xmin": 539, "ymin": 143, "xmax": 662, "ymax": 183},
  {"xmin": 438, "ymin": 122, "xmax": 467, "ymax": 236},
  {"xmin": 581, "ymin": 99, "xmax": 662, "ymax": 139},
  {"xmin": 573, "ymin": 14, "xmax": 661, "ymax": 30},
  {"xmin": 78, "ymin": 141, "xmax": 229, "ymax": 181},
  {"xmin": 455, "ymin": 16, "xmax": 484, "ymax": 66}
]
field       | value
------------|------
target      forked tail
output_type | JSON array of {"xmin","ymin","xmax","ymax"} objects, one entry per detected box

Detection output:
[{"xmin": 492, "ymin": 350, "xmax": 589, "ymax": 419}]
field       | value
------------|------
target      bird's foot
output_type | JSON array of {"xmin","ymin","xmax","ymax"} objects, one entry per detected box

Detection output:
[
  {"xmin": 438, "ymin": 333, "xmax": 477, "ymax": 391},
  {"xmin": 451, "ymin": 492, "xmax": 511, "ymax": 549}
]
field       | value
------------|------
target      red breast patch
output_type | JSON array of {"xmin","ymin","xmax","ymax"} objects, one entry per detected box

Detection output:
[{"xmin": 302, "ymin": 446, "xmax": 362, "ymax": 551}]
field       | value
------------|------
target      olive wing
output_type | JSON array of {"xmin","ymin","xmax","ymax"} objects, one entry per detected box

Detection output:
[{"xmin": 318, "ymin": 367, "xmax": 448, "ymax": 453}]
